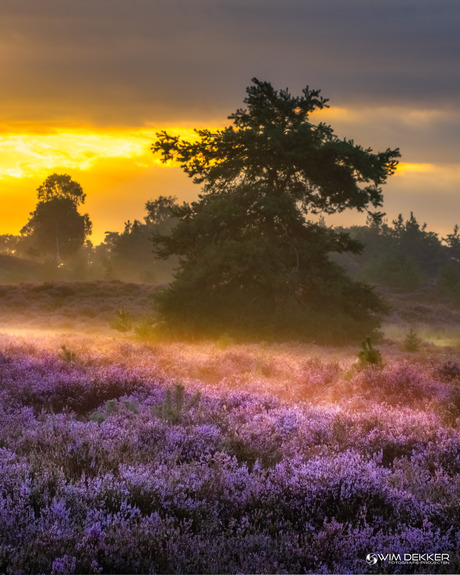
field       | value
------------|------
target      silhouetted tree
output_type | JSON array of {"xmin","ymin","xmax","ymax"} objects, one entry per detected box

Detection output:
[
  {"xmin": 21, "ymin": 174, "xmax": 92, "ymax": 266},
  {"xmin": 391, "ymin": 212, "xmax": 444, "ymax": 275},
  {"xmin": 145, "ymin": 195, "xmax": 179, "ymax": 225},
  {"xmin": 337, "ymin": 213, "xmax": 448, "ymax": 291},
  {"xmin": 151, "ymin": 79, "xmax": 400, "ymax": 341},
  {"xmin": 100, "ymin": 196, "xmax": 179, "ymax": 282},
  {"xmin": 36, "ymin": 173, "xmax": 86, "ymax": 205},
  {"xmin": 443, "ymin": 224, "xmax": 460, "ymax": 263},
  {"xmin": 0, "ymin": 234, "xmax": 23, "ymax": 256}
]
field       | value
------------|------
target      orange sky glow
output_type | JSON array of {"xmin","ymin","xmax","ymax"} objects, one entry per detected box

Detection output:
[
  {"xmin": 1, "ymin": 1, "xmax": 459, "ymax": 246},
  {"xmin": 0, "ymin": 126, "xmax": 207, "ymax": 243},
  {"xmin": 1, "ymin": 110, "xmax": 458, "ymax": 245}
]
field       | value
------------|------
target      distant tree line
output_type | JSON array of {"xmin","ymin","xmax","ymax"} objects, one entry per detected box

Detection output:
[
  {"xmin": 0, "ymin": 175, "xmax": 179, "ymax": 284},
  {"xmin": 96, "ymin": 195, "xmax": 179, "ymax": 283},
  {"xmin": 334, "ymin": 213, "xmax": 460, "ymax": 299},
  {"xmin": 3, "ymin": 195, "xmax": 459, "ymax": 301}
]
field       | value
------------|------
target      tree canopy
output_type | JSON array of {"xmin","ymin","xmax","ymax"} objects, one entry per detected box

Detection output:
[
  {"xmin": 21, "ymin": 173, "xmax": 92, "ymax": 266},
  {"xmin": 151, "ymin": 79, "xmax": 400, "ymax": 342},
  {"xmin": 36, "ymin": 173, "xmax": 86, "ymax": 206}
]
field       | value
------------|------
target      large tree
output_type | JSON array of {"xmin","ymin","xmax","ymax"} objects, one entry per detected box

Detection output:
[
  {"xmin": 21, "ymin": 174, "xmax": 92, "ymax": 266},
  {"xmin": 151, "ymin": 79, "xmax": 400, "ymax": 342}
]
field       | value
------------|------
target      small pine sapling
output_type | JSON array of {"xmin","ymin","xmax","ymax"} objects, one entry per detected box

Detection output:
[
  {"xmin": 402, "ymin": 328, "xmax": 421, "ymax": 352},
  {"xmin": 357, "ymin": 337, "xmax": 383, "ymax": 367},
  {"xmin": 153, "ymin": 382, "xmax": 201, "ymax": 424}
]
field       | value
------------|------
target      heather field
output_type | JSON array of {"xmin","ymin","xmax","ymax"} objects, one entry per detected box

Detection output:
[{"xmin": 1, "ymin": 283, "xmax": 460, "ymax": 574}]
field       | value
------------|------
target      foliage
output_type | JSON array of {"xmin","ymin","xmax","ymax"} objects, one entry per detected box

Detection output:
[
  {"xmin": 337, "ymin": 213, "xmax": 456, "ymax": 292},
  {"xmin": 357, "ymin": 338, "xmax": 383, "ymax": 367},
  {"xmin": 437, "ymin": 360, "xmax": 460, "ymax": 382},
  {"xmin": 402, "ymin": 329, "xmax": 421, "ymax": 352},
  {"xmin": 134, "ymin": 317, "xmax": 159, "ymax": 340},
  {"xmin": 100, "ymin": 195, "xmax": 179, "ymax": 282},
  {"xmin": 443, "ymin": 224, "xmax": 460, "ymax": 263},
  {"xmin": 437, "ymin": 263, "xmax": 460, "ymax": 299},
  {"xmin": 36, "ymin": 173, "xmax": 86, "ymax": 206},
  {"xmin": 20, "ymin": 173, "xmax": 92, "ymax": 266},
  {"xmin": 153, "ymin": 382, "xmax": 201, "ymax": 424},
  {"xmin": 359, "ymin": 252, "xmax": 423, "ymax": 291},
  {"xmin": 152, "ymin": 79, "xmax": 399, "ymax": 341},
  {"xmin": 390, "ymin": 212, "xmax": 445, "ymax": 276},
  {"xmin": 59, "ymin": 344, "xmax": 77, "ymax": 363},
  {"xmin": 0, "ymin": 233, "xmax": 23, "ymax": 256}
]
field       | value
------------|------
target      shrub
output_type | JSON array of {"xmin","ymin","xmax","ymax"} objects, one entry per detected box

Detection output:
[
  {"xmin": 402, "ymin": 328, "xmax": 421, "ymax": 352},
  {"xmin": 359, "ymin": 252, "xmax": 423, "ymax": 291},
  {"xmin": 357, "ymin": 338, "xmax": 382, "ymax": 367},
  {"xmin": 438, "ymin": 360, "xmax": 460, "ymax": 382},
  {"xmin": 437, "ymin": 263, "xmax": 460, "ymax": 298},
  {"xmin": 153, "ymin": 383, "xmax": 201, "ymax": 424}
]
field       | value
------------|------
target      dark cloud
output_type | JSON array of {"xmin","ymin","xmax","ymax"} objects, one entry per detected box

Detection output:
[{"xmin": 1, "ymin": 0, "xmax": 459, "ymax": 127}]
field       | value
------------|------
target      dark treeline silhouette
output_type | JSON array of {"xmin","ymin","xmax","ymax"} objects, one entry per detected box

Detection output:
[
  {"xmin": 0, "ymin": 175, "xmax": 179, "ymax": 284},
  {"xmin": 334, "ymin": 212, "xmax": 460, "ymax": 298},
  {"xmin": 3, "ymin": 207, "xmax": 458, "ymax": 301},
  {"xmin": 98, "ymin": 196, "xmax": 179, "ymax": 283}
]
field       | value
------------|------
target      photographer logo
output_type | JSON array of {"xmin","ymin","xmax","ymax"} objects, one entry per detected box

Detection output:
[{"xmin": 365, "ymin": 552, "xmax": 450, "ymax": 566}]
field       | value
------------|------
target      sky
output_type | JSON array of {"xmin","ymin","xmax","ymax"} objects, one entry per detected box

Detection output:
[{"xmin": 1, "ymin": 0, "xmax": 459, "ymax": 244}]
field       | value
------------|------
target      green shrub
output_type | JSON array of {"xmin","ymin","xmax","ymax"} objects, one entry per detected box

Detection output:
[
  {"xmin": 359, "ymin": 252, "xmax": 423, "ymax": 291},
  {"xmin": 402, "ymin": 329, "xmax": 421, "ymax": 352},
  {"xmin": 134, "ymin": 317, "xmax": 159, "ymax": 340},
  {"xmin": 357, "ymin": 338, "xmax": 382, "ymax": 367},
  {"xmin": 153, "ymin": 383, "xmax": 201, "ymax": 424},
  {"xmin": 437, "ymin": 263, "xmax": 460, "ymax": 298}
]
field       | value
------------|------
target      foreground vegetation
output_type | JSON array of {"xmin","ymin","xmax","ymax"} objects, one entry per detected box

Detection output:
[{"xmin": 0, "ymin": 284, "xmax": 460, "ymax": 573}]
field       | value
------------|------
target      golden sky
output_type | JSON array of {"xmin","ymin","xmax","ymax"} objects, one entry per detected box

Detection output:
[
  {"xmin": 0, "ymin": 127, "xmax": 202, "ymax": 243},
  {"xmin": 1, "ymin": 1, "xmax": 460, "ymax": 244}
]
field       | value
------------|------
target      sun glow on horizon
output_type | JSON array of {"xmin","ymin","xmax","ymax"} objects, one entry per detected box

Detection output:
[
  {"xmin": 394, "ymin": 162, "xmax": 434, "ymax": 175},
  {"xmin": 0, "ymin": 125, "xmax": 215, "ymax": 242},
  {"xmin": 0, "ymin": 127, "xmax": 209, "ymax": 180},
  {"xmin": 1, "ymin": 118, "xmax": 459, "ymax": 244}
]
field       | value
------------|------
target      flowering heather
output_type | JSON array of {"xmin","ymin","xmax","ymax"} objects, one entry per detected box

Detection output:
[{"xmin": 0, "ymin": 329, "xmax": 460, "ymax": 573}]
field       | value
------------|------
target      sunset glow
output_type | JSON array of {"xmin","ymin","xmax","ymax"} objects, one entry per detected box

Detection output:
[
  {"xmin": 1, "ymin": 0, "xmax": 459, "ymax": 247},
  {"xmin": 394, "ymin": 162, "xmax": 434, "ymax": 175},
  {"xmin": 0, "ymin": 126, "xmax": 210, "ymax": 242},
  {"xmin": 0, "ymin": 127, "xmax": 206, "ymax": 180}
]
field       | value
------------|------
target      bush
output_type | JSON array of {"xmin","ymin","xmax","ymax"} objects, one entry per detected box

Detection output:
[
  {"xmin": 437, "ymin": 263, "xmax": 460, "ymax": 298},
  {"xmin": 359, "ymin": 252, "xmax": 423, "ymax": 291},
  {"xmin": 357, "ymin": 338, "xmax": 382, "ymax": 367},
  {"xmin": 402, "ymin": 329, "xmax": 421, "ymax": 352}
]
